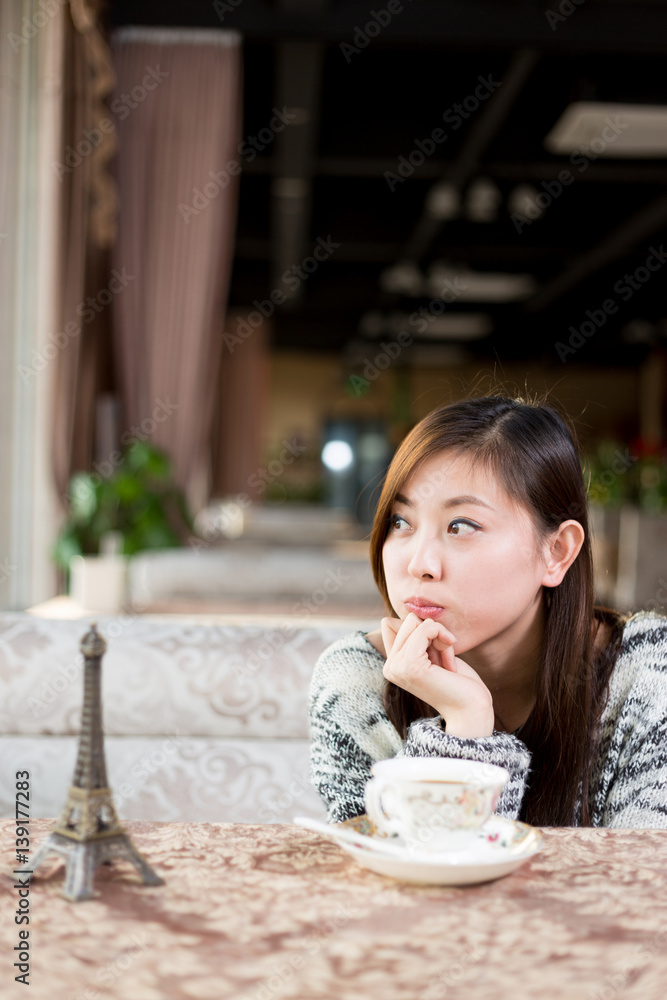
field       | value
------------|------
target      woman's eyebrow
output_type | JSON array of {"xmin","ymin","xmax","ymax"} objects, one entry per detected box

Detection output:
[
  {"xmin": 442, "ymin": 494, "xmax": 494, "ymax": 511},
  {"xmin": 394, "ymin": 492, "xmax": 493, "ymax": 510}
]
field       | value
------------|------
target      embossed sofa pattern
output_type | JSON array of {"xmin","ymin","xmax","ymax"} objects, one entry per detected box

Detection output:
[{"xmin": 0, "ymin": 613, "xmax": 373, "ymax": 824}]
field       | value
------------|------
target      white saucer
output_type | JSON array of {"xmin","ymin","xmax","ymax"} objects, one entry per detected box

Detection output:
[{"xmin": 295, "ymin": 814, "xmax": 543, "ymax": 886}]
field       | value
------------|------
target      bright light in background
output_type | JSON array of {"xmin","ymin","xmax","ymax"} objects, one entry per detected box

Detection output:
[{"xmin": 321, "ymin": 440, "xmax": 354, "ymax": 472}]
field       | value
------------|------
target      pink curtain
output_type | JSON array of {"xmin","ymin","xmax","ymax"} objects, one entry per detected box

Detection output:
[
  {"xmin": 211, "ymin": 312, "xmax": 270, "ymax": 499},
  {"xmin": 52, "ymin": 0, "xmax": 118, "ymax": 501},
  {"xmin": 111, "ymin": 28, "xmax": 242, "ymax": 506}
]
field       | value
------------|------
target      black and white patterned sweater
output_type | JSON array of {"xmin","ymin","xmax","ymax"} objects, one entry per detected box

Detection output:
[{"xmin": 309, "ymin": 611, "xmax": 667, "ymax": 826}]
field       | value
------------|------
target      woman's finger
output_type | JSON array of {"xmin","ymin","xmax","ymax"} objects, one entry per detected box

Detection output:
[
  {"xmin": 384, "ymin": 612, "xmax": 423, "ymax": 655},
  {"xmin": 380, "ymin": 616, "xmax": 405, "ymax": 657},
  {"xmin": 430, "ymin": 636, "xmax": 458, "ymax": 672}
]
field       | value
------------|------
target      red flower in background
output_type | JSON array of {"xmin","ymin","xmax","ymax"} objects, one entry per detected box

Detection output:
[{"xmin": 630, "ymin": 436, "xmax": 663, "ymax": 459}]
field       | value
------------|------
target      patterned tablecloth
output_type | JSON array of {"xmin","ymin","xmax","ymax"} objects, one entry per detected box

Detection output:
[{"xmin": 2, "ymin": 820, "xmax": 667, "ymax": 1000}]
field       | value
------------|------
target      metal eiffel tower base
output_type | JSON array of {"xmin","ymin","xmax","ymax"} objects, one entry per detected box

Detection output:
[{"xmin": 15, "ymin": 826, "xmax": 164, "ymax": 902}]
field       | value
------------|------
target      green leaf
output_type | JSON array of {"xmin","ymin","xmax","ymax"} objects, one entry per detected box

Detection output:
[
  {"xmin": 67, "ymin": 473, "xmax": 98, "ymax": 522},
  {"xmin": 54, "ymin": 440, "xmax": 193, "ymax": 566},
  {"xmin": 112, "ymin": 471, "xmax": 144, "ymax": 504},
  {"xmin": 52, "ymin": 529, "xmax": 83, "ymax": 573}
]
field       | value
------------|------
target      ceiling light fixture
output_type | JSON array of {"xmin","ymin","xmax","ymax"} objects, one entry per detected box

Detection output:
[
  {"xmin": 427, "ymin": 263, "xmax": 537, "ymax": 302},
  {"xmin": 379, "ymin": 261, "xmax": 423, "ymax": 295},
  {"xmin": 465, "ymin": 178, "xmax": 502, "ymax": 222},
  {"xmin": 507, "ymin": 183, "xmax": 544, "ymax": 221},
  {"xmin": 417, "ymin": 312, "xmax": 493, "ymax": 339},
  {"xmin": 357, "ymin": 310, "xmax": 492, "ymax": 341},
  {"xmin": 425, "ymin": 182, "xmax": 461, "ymax": 220},
  {"xmin": 545, "ymin": 102, "xmax": 667, "ymax": 158}
]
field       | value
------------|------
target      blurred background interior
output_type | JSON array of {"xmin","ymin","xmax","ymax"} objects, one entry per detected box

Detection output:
[{"xmin": 2, "ymin": 0, "xmax": 667, "ymax": 619}]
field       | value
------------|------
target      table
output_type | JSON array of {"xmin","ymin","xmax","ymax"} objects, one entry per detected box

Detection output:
[{"xmin": 2, "ymin": 820, "xmax": 667, "ymax": 1000}]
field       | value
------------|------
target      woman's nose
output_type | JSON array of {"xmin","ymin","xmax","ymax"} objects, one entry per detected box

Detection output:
[{"xmin": 406, "ymin": 537, "xmax": 443, "ymax": 580}]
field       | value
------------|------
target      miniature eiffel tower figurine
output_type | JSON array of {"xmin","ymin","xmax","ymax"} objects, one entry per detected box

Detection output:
[{"xmin": 18, "ymin": 623, "xmax": 164, "ymax": 901}]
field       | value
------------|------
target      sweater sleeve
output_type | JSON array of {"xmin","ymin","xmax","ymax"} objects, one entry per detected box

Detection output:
[
  {"xmin": 309, "ymin": 633, "xmax": 403, "ymax": 823},
  {"xmin": 598, "ymin": 615, "xmax": 667, "ymax": 828},
  {"xmin": 309, "ymin": 632, "xmax": 533, "ymax": 823},
  {"xmin": 401, "ymin": 717, "xmax": 532, "ymax": 819}
]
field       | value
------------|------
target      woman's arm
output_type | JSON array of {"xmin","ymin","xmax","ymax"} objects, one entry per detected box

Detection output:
[
  {"xmin": 309, "ymin": 632, "xmax": 532, "ymax": 823},
  {"xmin": 594, "ymin": 622, "xmax": 667, "ymax": 829},
  {"xmin": 381, "ymin": 614, "xmax": 532, "ymax": 818},
  {"xmin": 309, "ymin": 633, "xmax": 402, "ymax": 823}
]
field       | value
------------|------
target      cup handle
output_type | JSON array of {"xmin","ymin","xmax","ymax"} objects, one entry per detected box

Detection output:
[{"xmin": 364, "ymin": 778, "xmax": 404, "ymax": 838}]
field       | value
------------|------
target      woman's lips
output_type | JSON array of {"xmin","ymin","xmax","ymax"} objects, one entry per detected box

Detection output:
[{"xmin": 404, "ymin": 599, "xmax": 446, "ymax": 620}]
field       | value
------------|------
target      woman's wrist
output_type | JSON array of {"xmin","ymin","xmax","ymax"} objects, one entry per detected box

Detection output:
[{"xmin": 440, "ymin": 706, "xmax": 495, "ymax": 739}]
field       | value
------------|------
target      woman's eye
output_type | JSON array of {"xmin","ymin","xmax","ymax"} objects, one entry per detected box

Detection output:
[
  {"xmin": 448, "ymin": 519, "xmax": 477, "ymax": 536},
  {"xmin": 389, "ymin": 513, "xmax": 410, "ymax": 531}
]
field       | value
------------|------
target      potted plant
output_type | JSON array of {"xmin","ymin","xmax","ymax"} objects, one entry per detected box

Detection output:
[{"xmin": 53, "ymin": 441, "xmax": 194, "ymax": 602}]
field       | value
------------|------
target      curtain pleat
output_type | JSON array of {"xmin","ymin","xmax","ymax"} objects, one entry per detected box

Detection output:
[
  {"xmin": 111, "ymin": 29, "xmax": 242, "ymax": 506},
  {"xmin": 51, "ymin": 1, "xmax": 117, "ymax": 500}
]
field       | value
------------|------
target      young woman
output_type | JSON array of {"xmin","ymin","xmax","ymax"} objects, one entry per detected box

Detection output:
[{"xmin": 310, "ymin": 395, "xmax": 667, "ymax": 828}]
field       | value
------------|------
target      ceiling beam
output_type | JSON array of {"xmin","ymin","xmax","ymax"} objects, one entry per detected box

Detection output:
[
  {"xmin": 271, "ymin": 38, "xmax": 324, "ymax": 303},
  {"xmin": 235, "ymin": 237, "xmax": 568, "ymax": 263},
  {"xmin": 524, "ymin": 190, "xmax": 667, "ymax": 312},
  {"xmin": 111, "ymin": 1, "xmax": 667, "ymax": 53},
  {"xmin": 243, "ymin": 156, "xmax": 667, "ymax": 185},
  {"xmin": 400, "ymin": 48, "xmax": 540, "ymax": 264}
]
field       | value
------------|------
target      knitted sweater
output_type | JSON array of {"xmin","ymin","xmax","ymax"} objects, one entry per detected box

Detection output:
[{"xmin": 309, "ymin": 611, "xmax": 667, "ymax": 827}]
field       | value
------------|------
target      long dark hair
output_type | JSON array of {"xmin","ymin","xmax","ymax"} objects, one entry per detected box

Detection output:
[{"xmin": 369, "ymin": 395, "xmax": 625, "ymax": 827}]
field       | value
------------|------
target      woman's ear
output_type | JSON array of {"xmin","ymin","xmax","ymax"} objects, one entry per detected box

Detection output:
[{"xmin": 541, "ymin": 520, "xmax": 585, "ymax": 588}]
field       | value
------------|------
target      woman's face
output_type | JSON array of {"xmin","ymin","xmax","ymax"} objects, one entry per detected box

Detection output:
[{"xmin": 382, "ymin": 450, "xmax": 551, "ymax": 659}]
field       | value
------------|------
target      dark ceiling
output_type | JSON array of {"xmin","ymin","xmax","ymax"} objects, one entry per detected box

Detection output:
[{"xmin": 110, "ymin": 1, "xmax": 667, "ymax": 366}]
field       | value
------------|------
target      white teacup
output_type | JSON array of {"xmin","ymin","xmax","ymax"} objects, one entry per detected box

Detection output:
[{"xmin": 364, "ymin": 757, "xmax": 509, "ymax": 853}]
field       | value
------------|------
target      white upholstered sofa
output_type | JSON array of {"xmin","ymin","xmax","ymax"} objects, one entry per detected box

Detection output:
[{"xmin": 0, "ymin": 611, "xmax": 375, "ymax": 825}]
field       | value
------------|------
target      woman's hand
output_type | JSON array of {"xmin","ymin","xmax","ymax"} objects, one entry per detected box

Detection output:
[{"xmin": 381, "ymin": 614, "xmax": 495, "ymax": 738}]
